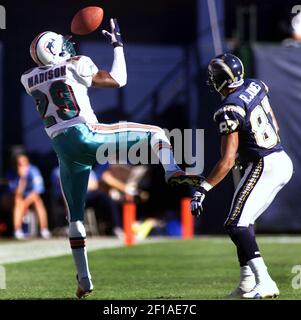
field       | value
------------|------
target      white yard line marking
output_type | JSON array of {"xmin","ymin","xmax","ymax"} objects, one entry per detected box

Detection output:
[
  {"xmin": 0, "ymin": 237, "xmax": 122, "ymax": 264},
  {"xmin": 0, "ymin": 237, "xmax": 167, "ymax": 265}
]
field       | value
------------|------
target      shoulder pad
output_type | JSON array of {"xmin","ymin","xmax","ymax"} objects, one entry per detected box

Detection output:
[
  {"xmin": 213, "ymin": 105, "xmax": 246, "ymax": 122},
  {"xmin": 66, "ymin": 55, "xmax": 84, "ymax": 63},
  {"xmin": 260, "ymin": 80, "xmax": 269, "ymax": 93},
  {"xmin": 22, "ymin": 67, "xmax": 36, "ymax": 75}
]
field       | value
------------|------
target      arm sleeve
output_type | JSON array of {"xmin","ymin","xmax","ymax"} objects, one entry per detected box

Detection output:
[
  {"xmin": 109, "ymin": 47, "xmax": 127, "ymax": 87},
  {"xmin": 213, "ymin": 105, "xmax": 245, "ymax": 135},
  {"xmin": 75, "ymin": 56, "xmax": 99, "ymax": 87}
]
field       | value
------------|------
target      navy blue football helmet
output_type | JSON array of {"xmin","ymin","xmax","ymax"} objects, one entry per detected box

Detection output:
[{"xmin": 207, "ymin": 53, "xmax": 244, "ymax": 93}]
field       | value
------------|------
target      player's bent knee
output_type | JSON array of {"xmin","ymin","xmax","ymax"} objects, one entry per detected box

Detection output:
[
  {"xmin": 224, "ymin": 224, "xmax": 235, "ymax": 236},
  {"xmin": 69, "ymin": 220, "xmax": 86, "ymax": 238},
  {"xmin": 225, "ymin": 225, "xmax": 247, "ymax": 239}
]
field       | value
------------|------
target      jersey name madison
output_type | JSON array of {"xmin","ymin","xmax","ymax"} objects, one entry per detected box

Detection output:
[{"xmin": 27, "ymin": 66, "xmax": 66, "ymax": 88}]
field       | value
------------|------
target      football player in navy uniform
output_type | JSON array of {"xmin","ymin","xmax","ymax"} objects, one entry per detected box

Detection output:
[{"xmin": 190, "ymin": 53, "xmax": 293, "ymax": 298}]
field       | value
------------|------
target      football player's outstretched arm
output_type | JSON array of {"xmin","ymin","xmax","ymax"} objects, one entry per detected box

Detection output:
[
  {"xmin": 206, "ymin": 132, "xmax": 239, "ymax": 187},
  {"xmin": 190, "ymin": 132, "xmax": 239, "ymax": 216},
  {"xmin": 92, "ymin": 18, "xmax": 127, "ymax": 88}
]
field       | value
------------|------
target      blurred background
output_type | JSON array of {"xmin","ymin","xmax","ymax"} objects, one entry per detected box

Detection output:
[{"xmin": 0, "ymin": 0, "xmax": 300, "ymax": 239}]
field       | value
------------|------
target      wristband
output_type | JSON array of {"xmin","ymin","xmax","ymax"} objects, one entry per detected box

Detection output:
[
  {"xmin": 200, "ymin": 180, "xmax": 213, "ymax": 192},
  {"xmin": 109, "ymin": 46, "xmax": 127, "ymax": 87}
]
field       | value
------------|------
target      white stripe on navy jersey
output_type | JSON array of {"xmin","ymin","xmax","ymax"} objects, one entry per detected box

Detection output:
[{"xmin": 213, "ymin": 105, "xmax": 246, "ymax": 122}]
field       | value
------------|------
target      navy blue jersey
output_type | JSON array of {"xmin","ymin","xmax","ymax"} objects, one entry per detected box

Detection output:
[{"xmin": 213, "ymin": 78, "xmax": 283, "ymax": 164}]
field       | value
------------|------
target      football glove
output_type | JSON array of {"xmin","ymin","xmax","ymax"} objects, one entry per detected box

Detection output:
[
  {"xmin": 190, "ymin": 187, "xmax": 207, "ymax": 217},
  {"xmin": 102, "ymin": 18, "xmax": 123, "ymax": 47}
]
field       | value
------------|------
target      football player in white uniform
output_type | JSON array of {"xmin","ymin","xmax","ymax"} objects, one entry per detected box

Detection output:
[{"xmin": 21, "ymin": 19, "xmax": 202, "ymax": 298}]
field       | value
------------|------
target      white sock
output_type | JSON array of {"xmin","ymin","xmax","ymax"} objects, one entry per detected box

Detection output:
[
  {"xmin": 72, "ymin": 248, "xmax": 91, "ymax": 280},
  {"xmin": 247, "ymin": 257, "xmax": 273, "ymax": 284},
  {"xmin": 150, "ymin": 131, "xmax": 181, "ymax": 173},
  {"xmin": 69, "ymin": 221, "xmax": 91, "ymax": 280},
  {"xmin": 239, "ymin": 265, "xmax": 255, "ymax": 290}
]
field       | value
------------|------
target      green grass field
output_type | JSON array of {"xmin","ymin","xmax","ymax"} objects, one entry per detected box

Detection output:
[{"xmin": 1, "ymin": 237, "xmax": 300, "ymax": 300}]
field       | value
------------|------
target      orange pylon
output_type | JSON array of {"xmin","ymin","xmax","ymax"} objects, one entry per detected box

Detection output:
[
  {"xmin": 123, "ymin": 201, "xmax": 136, "ymax": 246},
  {"xmin": 181, "ymin": 197, "xmax": 194, "ymax": 239}
]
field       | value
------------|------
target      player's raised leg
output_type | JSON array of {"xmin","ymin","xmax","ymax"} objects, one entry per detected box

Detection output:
[
  {"xmin": 58, "ymin": 157, "xmax": 94, "ymax": 299},
  {"xmin": 86, "ymin": 122, "xmax": 203, "ymax": 187},
  {"xmin": 149, "ymin": 124, "xmax": 202, "ymax": 186}
]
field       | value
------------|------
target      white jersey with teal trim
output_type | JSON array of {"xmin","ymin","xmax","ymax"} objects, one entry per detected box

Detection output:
[{"xmin": 20, "ymin": 55, "xmax": 99, "ymax": 138}]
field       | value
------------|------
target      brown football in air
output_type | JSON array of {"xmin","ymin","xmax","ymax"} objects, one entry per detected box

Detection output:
[{"xmin": 71, "ymin": 6, "xmax": 104, "ymax": 35}]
